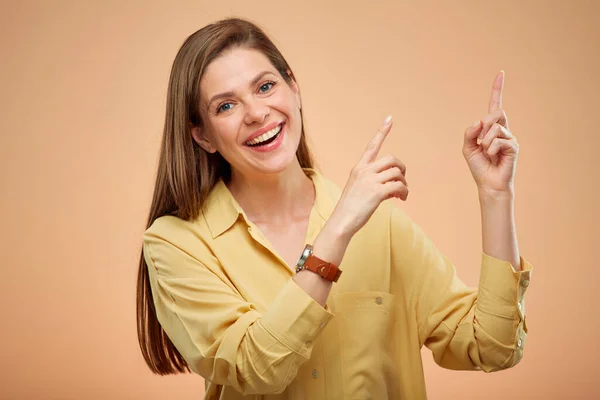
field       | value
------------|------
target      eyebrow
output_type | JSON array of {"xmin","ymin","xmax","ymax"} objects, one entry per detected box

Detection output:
[{"xmin": 206, "ymin": 70, "xmax": 277, "ymax": 111}]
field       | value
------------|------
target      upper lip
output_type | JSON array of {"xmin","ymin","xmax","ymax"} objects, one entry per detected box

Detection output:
[{"xmin": 244, "ymin": 121, "xmax": 283, "ymax": 144}]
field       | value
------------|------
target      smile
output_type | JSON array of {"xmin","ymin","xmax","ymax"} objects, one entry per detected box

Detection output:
[{"xmin": 245, "ymin": 124, "xmax": 283, "ymax": 147}]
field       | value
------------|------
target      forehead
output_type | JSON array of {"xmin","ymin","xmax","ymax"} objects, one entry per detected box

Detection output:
[{"xmin": 200, "ymin": 48, "xmax": 278, "ymax": 96}]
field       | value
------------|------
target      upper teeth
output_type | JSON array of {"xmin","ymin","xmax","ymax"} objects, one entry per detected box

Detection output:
[{"xmin": 246, "ymin": 125, "xmax": 281, "ymax": 145}]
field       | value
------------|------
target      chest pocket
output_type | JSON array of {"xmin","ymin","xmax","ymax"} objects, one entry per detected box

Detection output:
[{"xmin": 330, "ymin": 291, "xmax": 399, "ymax": 399}]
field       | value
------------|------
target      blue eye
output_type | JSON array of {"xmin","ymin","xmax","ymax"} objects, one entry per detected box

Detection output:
[
  {"xmin": 259, "ymin": 81, "xmax": 276, "ymax": 93},
  {"xmin": 217, "ymin": 102, "xmax": 233, "ymax": 113}
]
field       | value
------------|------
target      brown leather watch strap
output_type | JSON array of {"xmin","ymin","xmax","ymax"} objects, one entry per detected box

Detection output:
[{"xmin": 304, "ymin": 254, "xmax": 342, "ymax": 282}]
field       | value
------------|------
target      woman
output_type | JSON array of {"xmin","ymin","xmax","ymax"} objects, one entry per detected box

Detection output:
[{"xmin": 136, "ymin": 17, "xmax": 533, "ymax": 399}]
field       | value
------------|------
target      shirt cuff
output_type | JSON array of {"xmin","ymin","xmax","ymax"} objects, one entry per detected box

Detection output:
[
  {"xmin": 259, "ymin": 278, "xmax": 334, "ymax": 359},
  {"xmin": 477, "ymin": 251, "xmax": 533, "ymax": 318}
]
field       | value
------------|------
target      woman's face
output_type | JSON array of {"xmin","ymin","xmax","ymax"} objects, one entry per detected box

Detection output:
[{"xmin": 194, "ymin": 47, "xmax": 303, "ymax": 179}]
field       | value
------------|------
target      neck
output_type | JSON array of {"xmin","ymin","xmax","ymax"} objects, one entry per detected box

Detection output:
[{"xmin": 227, "ymin": 161, "xmax": 315, "ymax": 225}]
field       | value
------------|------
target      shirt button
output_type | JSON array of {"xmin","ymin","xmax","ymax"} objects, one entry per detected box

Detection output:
[
  {"xmin": 312, "ymin": 369, "xmax": 319, "ymax": 379},
  {"xmin": 319, "ymin": 322, "xmax": 326, "ymax": 329},
  {"xmin": 521, "ymin": 279, "xmax": 530, "ymax": 288},
  {"xmin": 375, "ymin": 297, "xmax": 383, "ymax": 305},
  {"xmin": 517, "ymin": 302, "xmax": 522, "ymax": 311},
  {"xmin": 305, "ymin": 341, "xmax": 312, "ymax": 347},
  {"xmin": 517, "ymin": 338, "xmax": 523, "ymax": 348}
]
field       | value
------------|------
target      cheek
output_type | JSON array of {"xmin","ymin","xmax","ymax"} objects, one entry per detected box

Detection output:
[
  {"xmin": 286, "ymin": 101, "xmax": 302, "ymax": 137},
  {"xmin": 272, "ymin": 88, "xmax": 297, "ymax": 115},
  {"xmin": 210, "ymin": 118, "xmax": 242, "ymax": 147}
]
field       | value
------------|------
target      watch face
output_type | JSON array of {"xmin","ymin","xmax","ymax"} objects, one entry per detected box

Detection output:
[{"xmin": 295, "ymin": 245, "xmax": 313, "ymax": 267}]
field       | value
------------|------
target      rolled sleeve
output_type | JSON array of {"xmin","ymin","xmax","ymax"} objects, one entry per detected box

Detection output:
[
  {"xmin": 143, "ymin": 234, "xmax": 334, "ymax": 395},
  {"xmin": 390, "ymin": 205, "xmax": 534, "ymax": 373},
  {"xmin": 260, "ymin": 279, "xmax": 334, "ymax": 359},
  {"xmin": 478, "ymin": 252, "xmax": 533, "ymax": 315},
  {"xmin": 476, "ymin": 252, "xmax": 533, "ymax": 369}
]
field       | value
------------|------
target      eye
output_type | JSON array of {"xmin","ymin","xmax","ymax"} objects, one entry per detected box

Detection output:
[
  {"xmin": 258, "ymin": 81, "xmax": 276, "ymax": 93},
  {"xmin": 216, "ymin": 102, "xmax": 233, "ymax": 114}
]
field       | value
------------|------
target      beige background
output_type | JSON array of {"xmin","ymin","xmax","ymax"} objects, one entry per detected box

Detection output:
[{"xmin": 1, "ymin": 0, "xmax": 598, "ymax": 398}]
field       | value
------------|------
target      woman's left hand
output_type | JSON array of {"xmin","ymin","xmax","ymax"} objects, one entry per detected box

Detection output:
[{"xmin": 462, "ymin": 71, "xmax": 519, "ymax": 197}]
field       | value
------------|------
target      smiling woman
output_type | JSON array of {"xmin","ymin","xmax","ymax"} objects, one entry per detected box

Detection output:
[
  {"xmin": 136, "ymin": 17, "xmax": 534, "ymax": 399},
  {"xmin": 192, "ymin": 48, "xmax": 304, "ymax": 177}
]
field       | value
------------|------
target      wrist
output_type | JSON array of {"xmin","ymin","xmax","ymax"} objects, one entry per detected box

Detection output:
[
  {"xmin": 477, "ymin": 186, "xmax": 515, "ymax": 203},
  {"xmin": 312, "ymin": 217, "xmax": 352, "ymax": 267},
  {"xmin": 324, "ymin": 210, "xmax": 355, "ymax": 242}
]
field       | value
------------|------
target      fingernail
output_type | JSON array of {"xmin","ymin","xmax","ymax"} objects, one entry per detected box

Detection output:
[
  {"xmin": 384, "ymin": 115, "xmax": 392, "ymax": 125},
  {"xmin": 473, "ymin": 120, "xmax": 481, "ymax": 129}
]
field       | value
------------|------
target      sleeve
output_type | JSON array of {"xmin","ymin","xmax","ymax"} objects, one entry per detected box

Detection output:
[
  {"xmin": 389, "ymin": 206, "xmax": 533, "ymax": 372},
  {"xmin": 142, "ymin": 232, "xmax": 334, "ymax": 395}
]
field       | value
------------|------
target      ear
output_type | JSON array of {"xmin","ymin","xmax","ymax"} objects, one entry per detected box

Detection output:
[
  {"xmin": 191, "ymin": 125, "xmax": 217, "ymax": 153},
  {"xmin": 287, "ymin": 69, "xmax": 302, "ymax": 110}
]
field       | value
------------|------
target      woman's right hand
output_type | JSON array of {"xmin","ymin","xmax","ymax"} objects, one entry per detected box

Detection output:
[{"xmin": 329, "ymin": 116, "xmax": 409, "ymax": 239}]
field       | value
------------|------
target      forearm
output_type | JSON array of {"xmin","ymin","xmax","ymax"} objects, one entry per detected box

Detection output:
[
  {"xmin": 293, "ymin": 216, "xmax": 351, "ymax": 307},
  {"xmin": 478, "ymin": 188, "xmax": 521, "ymax": 271}
]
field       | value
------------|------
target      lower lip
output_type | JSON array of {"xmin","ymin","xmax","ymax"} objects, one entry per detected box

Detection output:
[{"xmin": 246, "ymin": 124, "xmax": 285, "ymax": 153}]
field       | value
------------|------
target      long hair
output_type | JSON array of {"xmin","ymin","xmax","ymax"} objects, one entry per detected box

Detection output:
[{"xmin": 136, "ymin": 18, "xmax": 314, "ymax": 375}]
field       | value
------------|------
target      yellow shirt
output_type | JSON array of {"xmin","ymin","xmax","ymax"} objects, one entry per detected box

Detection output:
[{"xmin": 143, "ymin": 168, "xmax": 533, "ymax": 399}]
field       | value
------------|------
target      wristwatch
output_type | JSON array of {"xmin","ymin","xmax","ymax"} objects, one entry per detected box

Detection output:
[{"xmin": 295, "ymin": 244, "xmax": 342, "ymax": 282}]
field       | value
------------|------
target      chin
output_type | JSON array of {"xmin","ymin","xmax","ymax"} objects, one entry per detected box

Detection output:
[
  {"xmin": 249, "ymin": 131, "xmax": 302, "ymax": 174},
  {"xmin": 255, "ymin": 151, "xmax": 299, "ymax": 175},
  {"xmin": 231, "ymin": 124, "xmax": 303, "ymax": 178}
]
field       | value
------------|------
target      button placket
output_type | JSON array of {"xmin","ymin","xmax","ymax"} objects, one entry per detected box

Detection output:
[
  {"xmin": 517, "ymin": 275, "xmax": 530, "ymax": 321},
  {"xmin": 518, "ymin": 298, "xmax": 526, "ymax": 318},
  {"xmin": 515, "ymin": 321, "xmax": 526, "ymax": 351}
]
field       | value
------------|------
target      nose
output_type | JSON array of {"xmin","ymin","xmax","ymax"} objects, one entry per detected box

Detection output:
[{"xmin": 243, "ymin": 98, "xmax": 269, "ymax": 125}]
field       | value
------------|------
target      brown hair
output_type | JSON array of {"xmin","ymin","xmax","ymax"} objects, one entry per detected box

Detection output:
[{"xmin": 136, "ymin": 18, "xmax": 314, "ymax": 375}]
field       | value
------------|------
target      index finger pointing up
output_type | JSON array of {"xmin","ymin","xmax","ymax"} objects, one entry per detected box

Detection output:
[
  {"xmin": 361, "ymin": 115, "xmax": 393, "ymax": 164},
  {"xmin": 488, "ymin": 70, "xmax": 505, "ymax": 113}
]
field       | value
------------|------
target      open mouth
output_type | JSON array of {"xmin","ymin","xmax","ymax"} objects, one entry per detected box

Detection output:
[{"xmin": 245, "ymin": 123, "xmax": 283, "ymax": 147}]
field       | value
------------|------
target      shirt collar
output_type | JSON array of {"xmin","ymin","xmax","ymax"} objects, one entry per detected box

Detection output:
[
  {"xmin": 201, "ymin": 168, "xmax": 337, "ymax": 239},
  {"xmin": 304, "ymin": 168, "xmax": 336, "ymax": 222},
  {"xmin": 201, "ymin": 178, "xmax": 245, "ymax": 239}
]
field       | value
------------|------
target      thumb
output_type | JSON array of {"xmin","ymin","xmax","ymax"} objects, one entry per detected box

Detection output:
[{"xmin": 464, "ymin": 120, "xmax": 483, "ymax": 148}]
